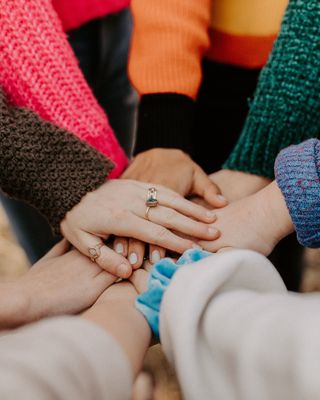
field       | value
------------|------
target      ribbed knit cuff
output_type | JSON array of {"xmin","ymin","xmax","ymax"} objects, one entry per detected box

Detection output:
[
  {"xmin": 134, "ymin": 94, "xmax": 195, "ymax": 155},
  {"xmin": 224, "ymin": 0, "xmax": 320, "ymax": 179},
  {"xmin": 275, "ymin": 139, "xmax": 320, "ymax": 248}
]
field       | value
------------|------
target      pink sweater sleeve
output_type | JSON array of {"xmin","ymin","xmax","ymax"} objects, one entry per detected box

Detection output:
[{"xmin": 0, "ymin": 0, "xmax": 128, "ymax": 178}]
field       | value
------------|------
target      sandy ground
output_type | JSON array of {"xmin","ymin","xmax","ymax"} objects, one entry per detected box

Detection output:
[{"xmin": 1, "ymin": 205, "xmax": 320, "ymax": 399}]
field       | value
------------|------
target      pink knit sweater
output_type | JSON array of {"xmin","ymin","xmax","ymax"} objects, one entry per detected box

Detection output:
[{"xmin": 0, "ymin": 0, "xmax": 128, "ymax": 178}]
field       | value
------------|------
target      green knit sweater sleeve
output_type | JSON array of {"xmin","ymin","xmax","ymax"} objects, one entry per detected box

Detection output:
[{"xmin": 224, "ymin": 0, "xmax": 320, "ymax": 179}]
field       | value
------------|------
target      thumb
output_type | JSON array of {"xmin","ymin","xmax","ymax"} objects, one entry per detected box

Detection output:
[{"xmin": 193, "ymin": 168, "xmax": 228, "ymax": 208}]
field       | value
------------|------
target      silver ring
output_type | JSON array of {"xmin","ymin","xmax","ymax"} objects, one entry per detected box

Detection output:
[
  {"xmin": 146, "ymin": 187, "xmax": 158, "ymax": 207},
  {"xmin": 88, "ymin": 243, "xmax": 104, "ymax": 262}
]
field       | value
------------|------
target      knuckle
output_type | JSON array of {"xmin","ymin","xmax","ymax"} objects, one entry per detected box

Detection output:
[
  {"xmin": 164, "ymin": 209, "xmax": 177, "ymax": 224},
  {"xmin": 154, "ymin": 226, "xmax": 169, "ymax": 241}
]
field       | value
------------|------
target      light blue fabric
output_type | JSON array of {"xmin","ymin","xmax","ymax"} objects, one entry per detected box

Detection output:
[{"xmin": 136, "ymin": 249, "xmax": 212, "ymax": 338}]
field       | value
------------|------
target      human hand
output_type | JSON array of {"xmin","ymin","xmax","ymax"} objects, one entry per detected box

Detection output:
[
  {"xmin": 122, "ymin": 149, "xmax": 227, "ymax": 207},
  {"xmin": 210, "ymin": 169, "xmax": 271, "ymax": 202},
  {"xmin": 11, "ymin": 240, "xmax": 115, "ymax": 326},
  {"xmin": 61, "ymin": 180, "xmax": 220, "ymax": 277},
  {"xmin": 198, "ymin": 181, "xmax": 294, "ymax": 255}
]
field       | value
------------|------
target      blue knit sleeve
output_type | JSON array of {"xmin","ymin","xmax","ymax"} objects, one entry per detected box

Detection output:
[
  {"xmin": 275, "ymin": 139, "xmax": 320, "ymax": 248},
  {"xmin": 136, "ymin": 249, "xmax": 212, "ymax": 338}
]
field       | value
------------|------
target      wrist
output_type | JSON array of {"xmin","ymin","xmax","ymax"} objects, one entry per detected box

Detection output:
[
  {"xmin": 256, "ymin": 181, "xmax": 294, "ymax": 245},
  {"xmin": 134, "ymin": 94, "xmax": 195, "ymax": 154},
  {"xmin": 210, "ymin": 169, "xmax": 271, "ymax": 202}
]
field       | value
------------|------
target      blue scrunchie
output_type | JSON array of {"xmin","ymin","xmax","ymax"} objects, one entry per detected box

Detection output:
[{"xmin": 136, "ymin": 249, "xmax": 212, "ymax": 338}]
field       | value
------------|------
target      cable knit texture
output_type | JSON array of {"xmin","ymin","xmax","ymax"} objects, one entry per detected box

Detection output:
[
  {"xmin": 275, "ymin": 139, "xmax": 320, "ymax": 248},
  {"xmin": 0, "ymin": 0, "xmax": 128, "ymax": 178},
  {"xmin": 0, "ymin": 90, "xmax": 113, "ymax": 234},
  {"xmin": 224, "ymin": 0, "xmax": 320, "ymax": 178}
]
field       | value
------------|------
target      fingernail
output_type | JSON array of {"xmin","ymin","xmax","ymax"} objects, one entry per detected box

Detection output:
[
  {"xmin": 192, "ymin": 243, "xmax": 202, "ymax": 250},
  {"xmin": 151, "ymin": 250, "xmax": 161, "ymax": 264},
  {"xmin": 115, "ymin": 243, "xmax": 124, "ymax": 254},
  {"xmin": 129, "ymin": 252, "xmax": 138, "ymax": 265},
  {"xmin": 217, "ymin": 195, "xmax": 227, "ymax": 203},
  {"xmin": 117, "ymin": 263, "xmax": 130, "ymax": 277},
  {"xmin": 208, "ymin": 227, "xmax": 218, "ymax": 235},
  {"xmin": 206, "ymin": 210, "xmax": 216, "ymax": 218}
]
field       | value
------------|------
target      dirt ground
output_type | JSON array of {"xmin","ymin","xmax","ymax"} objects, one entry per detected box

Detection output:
[{"xmin": 1, "ymin": 205, "xmax": 320, "ymax": 399}]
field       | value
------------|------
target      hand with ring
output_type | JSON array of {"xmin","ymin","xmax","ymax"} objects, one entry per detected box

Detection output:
[{"xmin": 60, "ymin": 179, "xmax": 220, "ymax": 278}]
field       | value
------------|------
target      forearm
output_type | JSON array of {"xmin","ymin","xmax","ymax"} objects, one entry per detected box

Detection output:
[
  {"xmin": 0, "ymin": 317, "xmax": 132, "ymax": 399},
  {"xmin": 275, "ymin": 139, "xmax": 320, "ymax": 247},
  {"xmin": 1, "ymin": 0, "xmax": 127, "ymax": 176},
  {"xmin": 83, "ymin": 283, "xmax": 151, "ymax": 376},
  {"xmin": 0, "ymin": 90, "xmax": 112, "ymax": 233},
  {"xmin": 129, "ymin": 0, "xmax": 211, "ymax": 153},
  {"xmin": 224, "ymin": 0, "xmax": 320, "ymax": 178},
  {"xmin": 0, "ymin": 282, "xmax": 32, "ymax": 329}
]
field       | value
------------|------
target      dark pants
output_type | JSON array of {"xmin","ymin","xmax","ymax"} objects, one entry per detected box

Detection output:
[
  {"xmin": 1, "ymin": 9, "xmax": 137, "ymax": 264},
  {"xmin": 193, "ymin": 60, "xmax": 304, "ymax": 291}
]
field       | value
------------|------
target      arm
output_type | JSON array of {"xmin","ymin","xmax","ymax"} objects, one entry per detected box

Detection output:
[
  {"xmin": 0, "ymin": 240, "xmax": 116, "ymax": 329},
  {"xmin": 0, "ymin": 0, "xmax": 127, "ymax": 177},
  {"xmin": 0, "ymin": 283, "xmax": 150, "ymax": 399},
  {"xmin": 275, "ymin": 138, "xmax": 320, "ymax": 247},
  {"xmin": 224, "ymin": 0, "xmax": 320, "ymax": 179},
  {"xmin": 0, "ymin": 89, "xmax": 112, "ymax": 233},
  {"xmin": 129, "ymin": 0, "xmax": 211, "ymax": 154},
  {"xmin": 161, "ymin": 250, "xmax": 320, "ymax": 400}
]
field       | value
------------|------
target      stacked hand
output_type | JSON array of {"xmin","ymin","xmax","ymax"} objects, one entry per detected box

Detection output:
[{"xmin": 61, "ymin": 179, "xmax": 220, "ymax": 278}]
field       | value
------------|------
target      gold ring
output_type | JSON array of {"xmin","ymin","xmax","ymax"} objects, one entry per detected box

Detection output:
[
  {"xmin": 145, "ymin": 206, "xmax": 151, "ymax": 220},
  {"xmin": 146, "ymin": 187, "xmax": 158, "ymax": 207},
  {"xmin": 88, "ymin": 243, "xmax": 104, "ymax": 262}
]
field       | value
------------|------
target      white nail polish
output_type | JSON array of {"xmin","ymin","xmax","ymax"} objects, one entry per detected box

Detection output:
[
  {"xmin": 151, "ymin": 250, "xmax": 161, "ymax": 264},
  {"xmin": 217, "ymin": 195, "xmax": 227, "ymax": 202},
  {"xmin": 206, "ymin": 210, "xmax": 216, "ymax": 218},
  {"xmin": 129, "ymin": 252, "xmax": 138, "ymax": 265},
  {"xmin": 115, "ymin": 243, "xmax": 124, "ymax": 254},
  {"xmin": 208, "ymin": 227, "xmax": 218, "ymax": 235},
  {"xmin": 192, "ymin": 243, "xmax": 202, "ymax": 250}
]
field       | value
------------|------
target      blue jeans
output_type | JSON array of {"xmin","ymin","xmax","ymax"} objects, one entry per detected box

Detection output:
[{"xmin": 1, "ymin": 9, "xmax": 137, "ymax": 264}]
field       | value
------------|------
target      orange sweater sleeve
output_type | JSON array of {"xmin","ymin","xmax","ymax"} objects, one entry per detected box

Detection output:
[{"xmin": 129, "ymin": 0, "xmax": 211, "ymax": 99}]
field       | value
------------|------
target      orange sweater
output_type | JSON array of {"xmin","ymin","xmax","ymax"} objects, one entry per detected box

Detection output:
[{"xmin": 129, "ymin": 0, "xmax": 288, "ymax": 100}]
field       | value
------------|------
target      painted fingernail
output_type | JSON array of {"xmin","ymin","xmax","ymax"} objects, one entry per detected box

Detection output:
[
  {"xmin": 217, "ymin": 195, "xmax": 227, "ymax": 203},
  {"xmin": 208, "ymin": 227, "xmax": 218, "ymax": 235},
  {"xmin": 192, "ymin": 243, "xmax": 202, "ymax": 250},
  {"xmin": 206, "ymin": 210, "xmax": 216, "ymax": 218},
  {"xmin": 117, "ymin": 263, "xmax": 130, "ymax": 277},
  {"xmin": 129, "ymin": 252, "xmax": 138, "ymax": 265},
  {"xmin": 151, "ymin": 250, "xmax": 161, "ymax": 264},
  {"xmin": 115, "ymin": 243, "xmax": 124, "ymax": 254}
]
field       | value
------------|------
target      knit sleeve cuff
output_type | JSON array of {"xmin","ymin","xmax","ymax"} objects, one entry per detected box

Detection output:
[
  {"xmin": 134, "ymin": 94, "xmax": 195, "ymax": 155},
  {"xmin": 275, "ymin": 139, "xmax": 320, "ymax": 248}
]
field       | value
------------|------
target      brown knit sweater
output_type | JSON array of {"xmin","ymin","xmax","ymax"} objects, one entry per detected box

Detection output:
[{"xmin": 0, "ymin": 89, "xmax": 114, "ymax": 233}]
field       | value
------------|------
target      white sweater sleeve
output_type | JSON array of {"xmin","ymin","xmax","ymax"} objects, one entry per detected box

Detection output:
[
  {"xmin": 0, "ymin": 316, "xmax": 132, "ymax": 400},
  {"xmin": 160, "ymin": 249, "xmax": 320, "ymax": 400}
]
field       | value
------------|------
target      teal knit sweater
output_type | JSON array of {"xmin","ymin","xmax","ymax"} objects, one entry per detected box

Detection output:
[{"xmin": 224, "ymin": 0, "xmax": 320, "ymax": 179}]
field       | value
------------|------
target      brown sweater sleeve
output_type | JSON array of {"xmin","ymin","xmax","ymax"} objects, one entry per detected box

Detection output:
[{"xmin": 0, "ymin": 90, "xmax": 114, "ymax": 234}]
